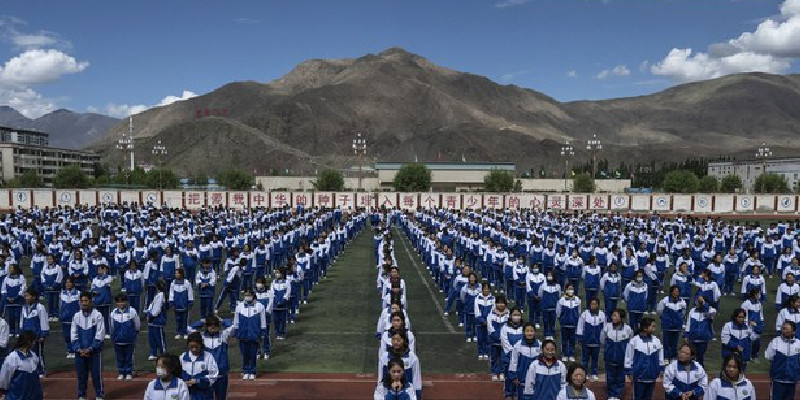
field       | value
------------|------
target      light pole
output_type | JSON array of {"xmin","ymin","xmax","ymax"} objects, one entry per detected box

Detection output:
[
  {"xmin": 586, "ymin": 134, "xmax": 602, "ymax": 192},
  {"xmin": 352, "ymin": 132, "xmax": 367, "ymax": 191},
  {"xmin": 152, "ymin": 140, "xmax": 167, "ymax": 190},
  {"xmin": 560, "ymin": 140, "xmax": 574, "ymax": 191},
  {"xmin": 116, "ymin": 117, "xmax": 135, "ymax": 186},
  {"xmin": 755, "ymin": 141, "xmax": 772, "ymax": 192}
]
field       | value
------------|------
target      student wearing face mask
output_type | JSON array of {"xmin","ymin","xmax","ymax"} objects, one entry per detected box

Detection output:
[
  {"xmin": 657, "ymin": 286, "xmax": 687, "ymax": 365},
  {"xmin": 500, "ymin": 307, "xmax": 524, "ymax": 398},
  {"xmin": 576, "ymin": 298, "xmax": 604, "ymax": 381},
  {"xmin": 538, "ymin": 272, "xmax": 561, "ymax": 340},
  {"xmin": 374, "ymin": 358, "xmax": 417, "ymax": 400},
  {"xmin": 144, "ymin": 353, "xmax": 189, "ymax": 400},
  {"xmin": 662, "ymin": 343, "xmax": 707, "ymax": 400},
  {"xmin": 110, "ymin": 294, "xmax": 139, "ymax": 381},
  {"xmin": 460, "ymin": 273, "xmax": 481, "ymax": 342},
  {"xmin": 623, "ymin": 270, "xmax": 648, "ymax": 333},
  {"xmin": 191, "ymin": 316, "xmax": 234, "ymax": 400},
  {"xmin": 582, "ymin": 256, "xmax": 601, "ymax": 303},
  {"xmin": 556, "ymin": 283, "xmax": 580, "ymax": 362},
  {"xmin": 671, "ymin": 263, "xmax": 693, "ymax": 305},
  {"xmin": 268, "ymin": 268, "xmax": 291, "ymax": 340},
  {"xmin": 766, "ymin": 321, "xmax": 800, "ymax": 400},
  {"xmin": 508, "ymin": 323, "xmax": 540, "ymax": 400},
  {"xmin": 624, "ymin": 317, "xmax": 664, "ymax": 400},
  {"xmin": 525, "ymin": 264, "xmax": 545, "ymax": 329},
  {"xmin": 180, "ymin": 332, "xmax": 219, "ymax": 400},
  {"xmin": 556, "ymin": 364, "xmax": 596, "ymax": 400},
  {"xmin": 776, "ymin": 273, "xmax": 800, "ymax": 312},
  {"xmin": 600, "ymin": 263, "xmax": 622, "ymax": 322},
  {"xmin": 684, "ymin": 296, "xmax": 716, "ymax": 365},
  {"xmin": 521, "ymin": 339, "xmax": 566, "ymax": 400},
  {"xmin": 233, "ymin": 288, "xmax": 266, "ymax": 380},
  {"xmin": 169, "ymin": 269, "xmax": 194, "ymax": 340},
  {"xmin": 195, "ymin": 259, "xmax": 216, "ymax": 321},
  {"xmin": 488, "ymin": 295, "xmax": 510, "ymax": 381},
  {"xmin": 600, "ymin": 309, "xmax": 632, "ymax": 400},
  {"xmin": 705, "ymin": 354, "xmax": 754, "ymax": 400},
  {"xmin": 254, "ymin": 277, "xmax": 273, "ymax": 361}
]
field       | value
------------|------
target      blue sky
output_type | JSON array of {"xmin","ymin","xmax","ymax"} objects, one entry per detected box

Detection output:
[{"xmin": 1, "ymin": 0, "xmax": 799, "ymax": 118}]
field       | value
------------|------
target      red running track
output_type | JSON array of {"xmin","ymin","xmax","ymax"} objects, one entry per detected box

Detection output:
[{"xmin": 41, "ymin": 372, "xmax": 798, "ymax": 399}]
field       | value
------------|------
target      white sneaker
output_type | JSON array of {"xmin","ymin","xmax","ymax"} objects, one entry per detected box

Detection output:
[
  {"xmin": 126, "ymin": 374, "xmax": 134, "ymax": 380},
  {"xmin": 117, "ymin": 374, "xmax": 124, "ymax": 380},
  {"xmin": 498, "ymin": 373, "xmax": 505, "ymax": 381},
  {"xmin": 491, "ymin": 374, "xmax": 498, "ymax": 381},
  {"xmin": 183, "ymin": 335, "xmax": 188, "ymax": 339},
  {"xmin": 263, "ymin": 355, "xmax": 270, "ymax": 360},
  {"xmin": 250, "ymin": 374, "xmax": 257, "ymax": 380},
  {"xmin": 174, "ymin": 335, "xmax": 181, "ymax": 339},
  {"xmin": 66, "ymin": 352, "xmax": 74, "ymax": 358},
  {"xmin": 148, "ymin": 355, "xmax": 157, "ymax": 361},
  {"xmin": 466, "ymin": 338, "xmax": 471, "ymax": 343},
  {"xmin": 459, "ymin": 323, "xmax": 464, "ymax": 327},
  {"xmin": 535, "ymin": 324, "xmax": 541, "ymax": 330},
  {"xmin": 569, "ymin": 357, "xmax": 576, "ymax": 362},
  {"xmin": 242, "ymin": 374, "xmax": 248, "ymax": 380},
  {"xmin": 443, "ymin": 312, "xmax": 449, "ymax": 316},
  {"xmin": 562, "ymin": 356, "xmax": 568, "ymax": 362},
  {"xmin": 104, "ymin": 334, "xmax": 111, "ymax": 339}
]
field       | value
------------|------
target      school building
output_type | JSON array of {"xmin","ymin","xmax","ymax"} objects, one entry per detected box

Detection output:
[
  {"xmin": 0, "ymin": 125, "xmax": 100, "ymax": 187},
  {"xmin": 707, "ymin": 157, "xmax": 800, "ymax": 193}
]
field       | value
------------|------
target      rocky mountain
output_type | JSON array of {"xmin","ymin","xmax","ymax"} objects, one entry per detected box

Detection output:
[
  {"xmin": 86, "ymin": 47, "xmax": 800, "ymax": 176},
  {"xmin": 0, "ymin": 107, "xmax": 120, "ymax": 149}
]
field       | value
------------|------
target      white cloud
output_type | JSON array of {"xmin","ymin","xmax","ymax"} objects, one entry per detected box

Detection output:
[
  {"xmin": 0, "ymin": 49, "xmax": 88, "ymax": 85},
  {"xmin": 495, "ymin": 0, "xmax": 532, "ymax": 8},
  {"xmin": 653, "ymin": 0, "xmax": 800, "ymax": 82},
  {"xmin": 233, "ymin": 17, "xmax": 261, "ymax": 24},
  {"xmin": 566, "ymin": 70, "xmax": 577, "ymax": 78},
  {"xmin": 0, "ymin": 86, "xmax": 55, "ymax": 118},
  {"xmin": 12, "ymin": 34, "xmax": 57, "ymax": 48},
  {"xmin": 596, "ymin": 65, "xmax": 630, "ymax": 79},
  {"xmin": 651, "ymin": 48, "xmax": 790, "ymax": 82},
  {"xmin": 101, "ymin": 90, "xmax": 199, "ymax": 118},
  {"xmin": 639, "ymin": 60, "xmax": 650, "ymax": 73}
]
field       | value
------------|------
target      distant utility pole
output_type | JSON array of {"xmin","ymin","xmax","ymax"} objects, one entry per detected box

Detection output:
[
  {"xmin": 560, "ymin": 140, "xmax": 574, "ymax": 192},
  {"xmin": 352, "ymin": 132, "xmax": 367, "ymax": 191},
  {"xmin": 586, "ymin": 134, "xmax": 602, "ymax": 193},
  {"xmin": 116, "ymin": 116, "xmax": 136, "ymax": 185},
  {"xmin": 755, "ymin": 141, "xmax": 772, "ymax": 192},
  {"xmin": 152, "ymin": 140, "xmax": 167, "ymax": 190}
]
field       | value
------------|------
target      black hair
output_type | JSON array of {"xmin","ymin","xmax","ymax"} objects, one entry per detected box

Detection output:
[
  {"xmin": 114, "ymin": 293, "xmax": 128, "ymax": 303},
  {"xmin": 565, "ymin": 363, "xmax": 587, "ymax": 385},
  {"xmin": 721, "ymin": 354, "xmax": 743, "ymax": 380},
  {"xmin": 612, "ymin": 308, "xmax": 627, "ymax": 321},
  {"xmin": 495, "ymin": 294, "xmax": 507, "ymax": 305},
  {"xmin": 24, "ymin": 288, "xmax": 38, "ymax": 298},
  {"xmin": 80, "ymin": 291, "xmax": 93, "ymax": 301},
  {"xmin": 205, "ymin": 315, "xmax": 221, "ymax": 328},
  {"xmin": 381, "ymin": 358, "xmax": 407, "ymax": 389},
  {"xmin": 158, "ymin": 353, "xmax": 182, "ymax": 379},
  {"xmin": 730, "ymin": 308, "xmax": 746, "ymax": 322},
  {"xmin": 639, "ymin": 316, "xmax": 655, "ymax": 334},
  {"xmin": 187, "ymin": 331, "xmax": 204, "ymax": 348},
  {"xmin": 15, "ymin": 330, "xmax": 36, "ymax": 350}
]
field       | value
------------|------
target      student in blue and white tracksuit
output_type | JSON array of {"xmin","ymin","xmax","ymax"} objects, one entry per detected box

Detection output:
[
  {"xmin": 90, "ymin": 265, "xmax": 113, "ymax": 338},
  {"xmin": 60, "ymin": 278, "xmax": 80, "ymax": 358},
  {"xmin": 474, "ymin": 282, "xmax": 495, "ymax": 360},
  {"xmin": 576, "ymin": 298, "xmax": 605, "ymax": 380},
  {"xmin": 488, "ymin": 296, "xmax": 509, "ymax": 381},
  {"xmin": 582, "ymin": 257, "xmax": 602, "ymax": 303},
  {"xmin": 705, "ymin": 354, "xmax": 755, "ymax": 400},
  {"xmin": 662, "ymin": 342, "xmax": 707, "ymax": 400},
  {"xmin": 378, "ymin": 330, "xmax": 422, "ymax": 400},
  {"xmin": 374, "ymin": 358, "xmax": 417, "ymax": 400},
  {"xmin": 145, "ymin": 281, "xmax": 168, "ymax": 360},
  {"xmin": 721, "ymin": 308, "xmax": 756, "ymax": 372},
  {"xmin": 233, "ymin": 289, "xmax": 266, "ymax": 380},
  {"xmin": 601, "ymin": 309, "xmax": 632, "ymax": 400},
  {"xmin": 525, "ymin": 264, "xmax": 545, "ymax": 327},
  {"xmin": 521, "ymin": 339, "xmax": 566, "ymax": 400},
  {"xmin": 0, "ymin": 331, "xmax": 42, "ymax": 400},
  {"xmin": 20, "ymin": 289, "xmax": 48, "ymax": 376},
  {"xmin": 123, "ymin": 261, "xmax": 143, "ymax": 313},
  {"xmin": 508, "ymin": 323, "xmax": 540, "ymax": 400},
  {"xmin": 1, "ymin": 265, "xmax": 25, "ymax": 336},
  {"xmin": 196, "ymin": 316, "xmax": 234, "ymax": 400},
  {"xmin": 255, "ymin": 277, "xmax": 273, "ymax": 360},
  {"xmin": 196, "ymin": 260, "xmax": 216, "ymax": 320},
  {"xmin": 268, "ymin": 269, "xmax": 291, "ymax": 340},
  {"xmin": 460, "ymin": 273, "xmax": 480, "ymax": 342},
  {"xmin": 71, "ymin": 292, "xmax": 106, "ymax": 400},
  {"xmin": 170, "ymin": 269, "xmax": 194, "ymax": 338},
  {"xmin": 181, "ymin": 332, "xmax": 219, "ymax": 400},
  {"xmin": 765, "ymin": 321, "xmax": 800, "ymax": 400},
  {"xmin": 657, "ymin": 286, "xmax": 687, "ymax": 364},
  {"xmin": 623, "ymin": 270, "xmax": 648, "ymax": 335},
  {"xmin": 684, "ymin": 296, "xmax": 716, "ymax": 365},
  {"xmin": 40, "ymin": 256, "xmax": 62, "ymax": 320},
  {"xmin": 556, "ymin": 284, "xmax": 580, "ymax": 361},
  {"xmin": 538, "ymin": 272, "xmax": 561, "ymax": 339},
  {"xmin": 600, "ymin": 264, "xmax": 622, "ymax": 322},
  {"xmin": 110, "ymin": 293, "xmax": 140, "ymax": 381},
  {"xmin": 500, "ymin": 307, "xmax": 524, "ymax": 398},
  {"xmin": 625, "ymin": 317, "xmax": 664, "ymax": 400}
]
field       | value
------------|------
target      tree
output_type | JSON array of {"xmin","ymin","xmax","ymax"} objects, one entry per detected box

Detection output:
[
  {"xmin": 54, "ymin": 165, "xmax": 91, "ymax": 188},
  {"xmin": 6, "ymin": 170, "xmax": 42, "ymax": 188},
  {"xmin": 312, "ymin": 169, "xmax": 344, "ymax": 191},
  {"xmin": 393, "ymin": 163, "xmax": 431, "ymax": 192},
  {"xmin": 217, "ymin": 168, "xmax": 254, "ymax": 190},
  {"xmin": 754, "ymin": 173, "xmax": 791, "ymax": 193},
  {"xmin": 572, "ymin": 173, "xmax": 595, "ymax": 193},
  {"xmin": 483, "ymin": 170, "xmax": 514, "ymax": 192},
  {"xmin": 719, "ymin": 175, "xmax": 743, "ymax": 193},
  {"xmin": 146, "ymin": 169, "xmax": 180, "ymax": 189},
  {"xmin": 698, "ymin": 175, "xmax": 718, "ymax": 193},
  {"xmin": 662, "ymin": 170, "xmax": 700, "ymax": 193},
  {"xmin": 513, "ymin": 179, "xmax": 523, "ymax": 192}
]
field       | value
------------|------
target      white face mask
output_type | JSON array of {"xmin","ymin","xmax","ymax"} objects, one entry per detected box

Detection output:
[
  {"xmin": 256, "ymin": 284, "xmax": 265, "ymax": 290},
  {"xmin": 244, "ymin": 295, "xmax": 254, "ymax": 302},
  {"xmin": 532, "ymin": 268, "xmax": 539, "ymax": 274},
  {"xmin": 566, "ymin": 289, "xmax": 574, "ymax": 296},
  {"xmin": 636, "ymin": 278, "xmax": 643, "ymax": 283},
  {"xmin": 511, "ymin": 316, "xmax": 522, "ymax": 324},
  {"xmin": 156, "ymin": 366, "xmax": 168, "ymax": 378}
]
